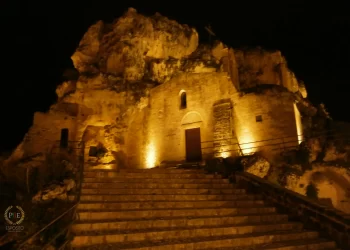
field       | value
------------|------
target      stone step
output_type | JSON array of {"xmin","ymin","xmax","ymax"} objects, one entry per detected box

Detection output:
[
  {"xmin": 83, "ymin": 172, "xmax": 217, "ymax": 179},
  {"xmin": 83, "ymin": 170, "xmax": 213, "ymax": 179},
  {"xmin": 77, "ymin": 206, "xmax": 276, "ymax": 221},
  {"xmin": 83, "ymin": 177, "xmax": 230, "ymax": 184},
  {"xmin": 78, "ymin": 199, "xmax": 265, "ymax": 210},
  {"xmin": 77, "ymin": 193, "xmax": 262, "ymax": 202},
  {"xmin": 72, "ymin": 213, "xmax": 288, "ymax": 233},
  {"xmin": 71, "ymin": 229, "xmax": 318, "ymax": 248},
  {"xmin": 117, "ymin": 168, "xmax": 206, "ymax": 174},
  {"xmin": 81, "ymin": 182, "xmax": 235, "ymax": 189},
  {"xmin": 211, "ymin": 238, "xmax": 337, "ymax": 250},
  {"xmin": 80, "ymin": 188, "xmax": 245, "ymax": 195},
  {"xmin": 84, "ymin": 164, "xmax": 117, "ymax": 170}
]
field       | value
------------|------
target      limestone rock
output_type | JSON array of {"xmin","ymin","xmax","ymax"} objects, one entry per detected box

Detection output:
[
  {"xmin": 63, "ymin": 178, "xmax": 76, "ymax": 191},
  {"xmin": 298, "ymin": 81, "xmax": 307, "ymax": 98},
  {"xmin": 318, "ymin": 103, "xmax": 331, "ymax": 119},
  {"xmin": 71, "ymin": 8, "xmax": 198, "ymax": 82},
  {"xmin": 323, "ymin": 143, "xmax": 348, "ymax": 162},
  {"xmin": 56, "ymin": 193, "xmax": 68, "ymax": 201},
  {"xmin": 8, "ymin": 8, "xmax": 316, "ymax": 176},
  {"xmin": 32, "ymin": 191, "xmax": 43, "ymax": 203},
  {"xmin": 211, "ymin": 41, "xmax": 226, "ymax": 61},
  {"xmin": 234, "ymin": 48, "xmax": 284, "ymax": 89},
  {"xmin": 32, "ymin": 179, "xmax": 76, "ymax": 203},
  {"xmin": 149, "ymin": 59, "xmax": 182, "ymax": 83},
  {"xmin": 285, "ymin": 164, "xmax": 350, "ymax": 214},
  {"xmin": 56, "ymin": 81, "xmax": 76, "ymax": 99},
  {"xmin": 71, "ymin": 20, "xmax": 104, "ymax": 73},
  {"xmin": 306, "ymin": 138, "xmax": 323, "ymax": 162},
  {"xmin": 5, "ymin": 142, "xmax": 26, "ymax": 164},
  {"xmin": 285, "ymin": 168, "xmax": 302, "ymax": 189},
  {"xmin": 137, "ymin": 97, "xmax": 149, "ymax": 110},
  {"xmin": 241, "ymin": 154, "xmax": 270, "ymax": 178},
  {"xmin": 68, "ymin": 8, "xmax": 307, "ymax": 91},
  {"xmin": 41, "ymin": 185, "xmax": 66, "ymax": 201}
]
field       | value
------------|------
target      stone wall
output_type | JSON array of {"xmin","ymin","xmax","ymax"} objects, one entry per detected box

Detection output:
[
  {"xmin": 232, "ymin": 89, "xmax": 299, "ymax": 154},
  {"xmin": 16, "ymin": 73, "xmax": 301, "ymax": 168},
  {"xmin": 23, "ymin": 111, "xmax": 78, "ymax": 156},
  {"xmin": 146, "ymin": 72, "xmax": 237, "ymax": 166},
  {"xmin": 60, "ymin": 83, "xmax": 150, "ymax": 168},
  {"xmin": 212, "ymin": 101, "xmax": 240, "ymax": 158},
  {"xmin": 125, "ymin": 108, "xmax": 148, "ymax": 168}
]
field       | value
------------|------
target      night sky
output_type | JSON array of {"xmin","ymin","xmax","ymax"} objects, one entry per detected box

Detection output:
[{"xmin": 0, "ymin": 1, "xmax": 349, "ymax": 152}]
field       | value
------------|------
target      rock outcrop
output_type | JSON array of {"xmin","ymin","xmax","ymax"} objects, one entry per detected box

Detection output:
[
  {"xmin": 2, "ymin": 6, "xmax": 349, "ymax": 220},
  {"xmin": 241, "ymin": 155, "xmax": 270, "ymax": 178},
  {"xmin": 5, "ymin": 8, "xmax": 330, "ymax": 182},
  {"xmin": 285, "ymin": 164, "xmax": 350, "ymax": 214},
  {"xmin": 71, "ymin": 8, "xmax": 199, "ymax": 82},
  {"xmin": 32, "ymin": 179, "xmax": 76, "ymax": 203},
  {"xmin": 69, "ymin": 8, "xmax": 308, "ymax": 96}
]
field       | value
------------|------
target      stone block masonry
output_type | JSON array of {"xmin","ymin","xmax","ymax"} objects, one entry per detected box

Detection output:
[{"xmin": 213, "ymin": 101, "xmax": 240, "ymax": 157}]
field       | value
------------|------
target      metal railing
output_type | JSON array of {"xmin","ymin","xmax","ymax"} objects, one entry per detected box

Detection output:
[
  {"xmin": 201, "ymin": 130, "xmax": 350, "ymax": 158},
  {"xmin": 234, "ymin": 172, "xmax": 350, "ymax": 249},
  {"xmin": 15, "ymin": 141, "xmax": 85, "ymax": 250}
]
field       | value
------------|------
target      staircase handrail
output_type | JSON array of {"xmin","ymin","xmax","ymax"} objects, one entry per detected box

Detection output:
[
  {"xmin": 201, "ymin": 130, "xmax": 350, "ymax": 146},
  {"xmin": 16, "ymin": 203, "xmax": 79, "ymax": 249},
  {"xmin": 234, "ymin": 171, "xmax": 350, "ymax": 249},
  {"xmin": 201, "ymin": 130, "xmax": 350, "ymax": 156},
  {"xmin": 15, "ymin": 141, "xmax": 85, "ymax": 250}
]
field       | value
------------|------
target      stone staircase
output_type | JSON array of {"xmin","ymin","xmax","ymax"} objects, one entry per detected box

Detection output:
[{"xmin": 70, "ymin": 167, "xmax": 339, "ymax": 249}]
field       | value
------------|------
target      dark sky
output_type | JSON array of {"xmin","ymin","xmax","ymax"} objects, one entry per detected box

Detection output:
[{"xmin": 0, "ymin": 1, "xmax": 349, "ymax": 151}]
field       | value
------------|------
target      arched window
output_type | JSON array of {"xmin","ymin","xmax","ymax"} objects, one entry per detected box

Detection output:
[{"xmin": 180, "ymin": 91, "xmax": 187, "ymax": 109}]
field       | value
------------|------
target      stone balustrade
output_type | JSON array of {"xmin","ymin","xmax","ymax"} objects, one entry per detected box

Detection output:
[{"xmin": 234, "ymin": 171, "xmax": 350, "ymax": 249}]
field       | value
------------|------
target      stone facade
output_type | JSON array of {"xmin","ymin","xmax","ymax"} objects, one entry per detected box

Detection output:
[
  {"xmin": 8, "ymin": 8, "xmax": 311, "ymax": 169},
  {"xmin": 233, "ymin": 90, "xmax": 299, "ymax": 154},
  {"xmin": 146, "ymin": 73, "xmax": 236, "ymax": 165}
]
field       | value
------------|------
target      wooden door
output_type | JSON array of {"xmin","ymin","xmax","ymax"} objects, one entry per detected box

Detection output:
[
  {"xmin": 185, "ymin": 128, "xmax": 202, "ymax": 162},
  {"xmin": 60, "ymin": 128, "xmax": 69, "ymax": 148}
]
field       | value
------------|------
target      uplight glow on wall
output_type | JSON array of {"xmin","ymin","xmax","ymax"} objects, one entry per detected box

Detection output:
[
  {"xmin": 293, "ymin": 103, "xmax": 303, "ymax": 144},
  {"xmin": 145, "ymin": 142, "xmax": 157, "ymax": 169},
  {"xmin": 239, "ymin": 133, "xmax": 256, "ymax": 155},
  {"xmin": 220, "ymin": 151, "xmax": 230, "ymax": 158}
]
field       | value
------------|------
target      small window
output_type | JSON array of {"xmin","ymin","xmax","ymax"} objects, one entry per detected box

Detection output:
[
  {"xmin": 89, "ymin": 146, "xmax": 98, "ymax": 157},
  {"xmin": 256, "ymin": 115, "xmax": 263, "ymax": 122},
  {"xmin": 180, "ymin": 92, "xmax": 187, "ymax": 109},
  {"xmin": 60, "ymin": 128, "xmax": 69, "ymax": 148}
]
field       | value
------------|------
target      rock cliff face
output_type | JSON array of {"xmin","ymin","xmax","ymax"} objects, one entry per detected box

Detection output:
[
  {"xmin": 4, "ymin": 7, "xmax": 349, "ymax": 214},
  {"xmin": 69, "ymin": 8, "xmax": 307, "ymax": 96},
  {"xmin": 71, "ymin": 8, "xmax": 199, "ymax": 82},
  {"xmin": 6, "ymin": 8, "xmax": 321, "ymax": 170}
]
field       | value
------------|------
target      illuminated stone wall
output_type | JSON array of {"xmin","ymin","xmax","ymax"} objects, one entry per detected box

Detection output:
[
  {"xmin": 212, "ymin": 101, "xmax": 240, "ymax": 158},
  {"xmin": 22, "ymin": 111, "xmax": 78, "ymax": 157},
  {"xmin": 146, "ymin": 72, "xmax": 237, "ymax": 166},
  {"xmin": 294, "ymin": 102, "xmax": 303, "ymax": 143},
  {"xmin": 232, "ymin": 90, "xmax": 299, "ymax": 155},
  {"xmin": 7, "ymin": 10, "xmax": 311, "ymax": 169},
  {"xmin": 125, "ymin": 108, "xmax": 148, "ymax": 168}
]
